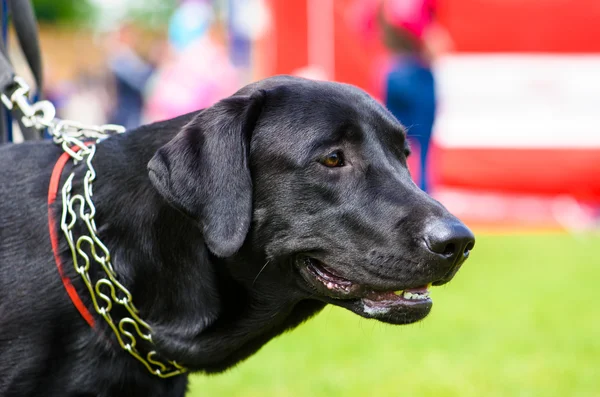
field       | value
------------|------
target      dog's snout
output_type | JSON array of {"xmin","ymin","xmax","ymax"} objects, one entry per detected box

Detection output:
[{"xmin": 424, "ymin": 220, "xmax": 475, "ymax": 263}]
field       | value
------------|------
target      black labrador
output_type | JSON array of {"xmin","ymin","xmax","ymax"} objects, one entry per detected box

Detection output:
[{"xmin": 0, "ymin": 76, "xmax": 474, "ymax": 396}]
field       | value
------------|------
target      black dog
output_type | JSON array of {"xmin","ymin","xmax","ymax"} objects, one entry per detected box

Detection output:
[{"xmin": 0, "ymin": 76, "xmax": 474, "ymax": 396}]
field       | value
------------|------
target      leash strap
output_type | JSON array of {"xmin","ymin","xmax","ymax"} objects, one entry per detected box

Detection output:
[
  {"xmin": 0, "ymin": 1, "xmax": 13, "ymax": 95},
  {"xmin": 7, "ymin": 0, "xmax": 42, "ymax": 94},
  {"xmin": 0, "ymin": 0, "xmax": 43, "ymax": 143},
  {"xmin": 0, "ymin": 0, "xmax": 10, "ymax": 142}
]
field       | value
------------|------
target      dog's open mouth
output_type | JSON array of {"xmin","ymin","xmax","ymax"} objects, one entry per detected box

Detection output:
[{"xmin": 298, "ymin": 257, "xmax": 434, "ymax": 324}]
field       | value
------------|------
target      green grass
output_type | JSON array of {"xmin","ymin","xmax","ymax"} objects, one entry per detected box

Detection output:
[{"xmin": 188, "ymin": 233, "xmax": 600, "ymax": 397}]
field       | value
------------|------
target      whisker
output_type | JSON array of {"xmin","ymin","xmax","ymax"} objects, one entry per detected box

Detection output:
[{"xmin": 252, "ymin": 260, "xmax": 271, "ymax": 286}]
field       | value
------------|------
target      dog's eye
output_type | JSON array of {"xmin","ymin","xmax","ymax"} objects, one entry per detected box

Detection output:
[{"xmin": 320, "ymin": 151, "xmax": 345, "ymax": 167}]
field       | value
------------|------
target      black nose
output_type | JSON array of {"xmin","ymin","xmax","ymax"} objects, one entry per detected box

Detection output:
[{"xmin": 424, "ymin": 220, "xmax": 475, "ymax": 263}]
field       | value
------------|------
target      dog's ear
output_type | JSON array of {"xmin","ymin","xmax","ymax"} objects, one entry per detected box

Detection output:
[{"xmin": 148, "ymin": 91, "xmax": 266, "ymax": 257}]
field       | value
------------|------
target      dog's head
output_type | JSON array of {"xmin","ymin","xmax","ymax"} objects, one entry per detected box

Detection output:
[{"xmin": 148, "ymin": 75, "xmax": 474, "ymax": 326}]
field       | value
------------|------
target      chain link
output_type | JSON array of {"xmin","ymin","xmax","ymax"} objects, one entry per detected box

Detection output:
[{"xmin": 3, "ymin": 77, "xmax": 186, "ymax": 378}]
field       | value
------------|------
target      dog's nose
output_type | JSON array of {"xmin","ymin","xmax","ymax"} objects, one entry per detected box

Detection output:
[{"xmin": 424, "ymin": 220, "xmax": 475, "ymax": 263}]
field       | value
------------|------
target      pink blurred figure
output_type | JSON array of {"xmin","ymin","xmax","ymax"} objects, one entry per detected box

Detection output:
[
  {"xmin": 349, "ymin": 0, "xmax": 452, "ymax": 61},
  {"xmin": 144, "ymin": 0, "xmax": 240, "ymax": 123}
]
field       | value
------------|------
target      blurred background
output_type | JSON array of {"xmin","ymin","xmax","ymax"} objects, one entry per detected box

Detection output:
[{"xmin": 6, "ymin": 0, "xmax": 600, "ymax": 395}]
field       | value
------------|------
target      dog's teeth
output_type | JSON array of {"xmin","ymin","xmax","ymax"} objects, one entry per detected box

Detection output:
[
  {"xmin": 393, "ymin": 290, "xmax": 404, "ymax": 295},
  {"xmin": 402, "ymin": 291, "xmax": 430, "ymax": 300}
]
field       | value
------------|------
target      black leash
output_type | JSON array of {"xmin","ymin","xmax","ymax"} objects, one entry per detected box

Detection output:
[{"xmin": 0, "ymin": 0, "xmax": 44, "ymax": 143}]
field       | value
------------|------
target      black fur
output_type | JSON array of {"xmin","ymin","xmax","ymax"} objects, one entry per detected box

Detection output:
[{"xmin": 0, "ymin": 76, "xmax": 473, "ymax": 396}]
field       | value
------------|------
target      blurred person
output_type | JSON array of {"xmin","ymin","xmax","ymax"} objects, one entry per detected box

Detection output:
[
  {"xmin": 383, "ymin": 0, "xmax": 438, "ymax": 193},
  {"xmin": 106, "ymin": 23, "xmax": 155, "ymax": 130},
  {"xmin": 350, "ymin": 0, "xmax": 452, "ymax": 193},
  {"xmin": 143, "ymin": 0, "xmax": 240, "ymax": 123}
]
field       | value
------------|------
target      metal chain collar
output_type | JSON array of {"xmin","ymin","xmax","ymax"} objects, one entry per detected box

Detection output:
[{"xmin": 3, "ymin": 77, "xmax": 186, "ymax": 378}]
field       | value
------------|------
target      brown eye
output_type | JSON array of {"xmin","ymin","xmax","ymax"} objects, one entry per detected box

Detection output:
[{"xmin": 320, "ymin": 151, "xmax": 345, "ymax": 167}]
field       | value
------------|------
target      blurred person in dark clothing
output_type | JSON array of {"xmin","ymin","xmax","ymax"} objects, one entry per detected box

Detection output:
[
  {"xmin": 380, "ymin": 0, "xmax": 451, "ymax": 193},
  {"xmin": 351, "ymin": 0, "xmax": 452, "ymax": 193},
  {"xmin": 106, "ymin": 24, "xmax": 154, "ymax": 130}
]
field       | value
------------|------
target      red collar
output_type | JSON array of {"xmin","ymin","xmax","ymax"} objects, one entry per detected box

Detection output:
[{"xmin": 47, "ymin": 146, "xmax": 96, "ymax": 329}]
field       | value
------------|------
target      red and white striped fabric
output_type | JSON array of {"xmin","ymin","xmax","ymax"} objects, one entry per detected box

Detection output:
[{"xmin": 258, "ymin": 0, "xmax": 600, "ymax": 228}]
